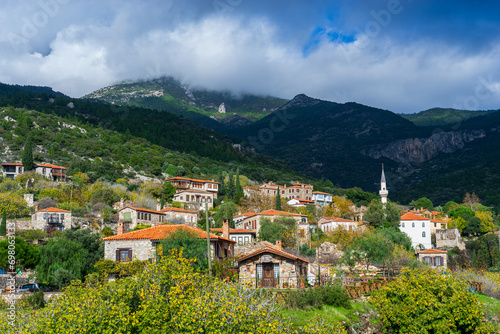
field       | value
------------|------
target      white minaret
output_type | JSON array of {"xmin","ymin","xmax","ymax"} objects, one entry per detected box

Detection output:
[{"xmin": 379, "ymin": 164, "xmax": 388, "ymax": 204}]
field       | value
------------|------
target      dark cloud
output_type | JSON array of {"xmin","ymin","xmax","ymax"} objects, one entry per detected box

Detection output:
[{"xmin": 0, "ymin": 0, "xmax": 499, "ymax": 113}]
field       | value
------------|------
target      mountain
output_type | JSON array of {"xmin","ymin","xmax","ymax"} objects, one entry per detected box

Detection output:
[
  {"xmin": 229, "ymin": 94, "xmax": 500, "ymax": 209},
  {"xmin": 82, "ymin": 76, "xmax": 288, "ymax": 130},
  {"xmin": 0, "ymin": 82, "xmax": 67, "ymax": 97},
  {"xmin": 0, "ymin": 83, "xmax": 315, "ymax": 185},
  {"xmin": 400, "ymin": 107, "xmax": 499, "ymax": 127}
]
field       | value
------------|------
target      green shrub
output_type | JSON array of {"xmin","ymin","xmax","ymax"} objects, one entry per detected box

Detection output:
[
  {"xmin": 284, "ymin": 285, "xmax": 351, "ymax": 310},
  {"xmin": 17, "ymin": 291, "xmax": 45, "ymax": 310},
  {"xmin": 371, "ymin": 267, "xmax": 495, "ymax": 333}
]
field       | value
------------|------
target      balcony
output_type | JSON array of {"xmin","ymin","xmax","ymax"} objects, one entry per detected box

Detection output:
[{"xmin": 52, "ymin": 170, "xmax": 66, "ymax": 177}]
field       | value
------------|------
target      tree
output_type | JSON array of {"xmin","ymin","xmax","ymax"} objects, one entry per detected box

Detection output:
[
  {"xmin": 37, "ymin": 197, "xmax": 57, "ymax": 210},
  {"xmin": 443, "ymin": 201, "xmax": 459, "ymax": 213},
  {"xmin": 275, "ymin": 186, "xmax": 282, "ymax": 211},
  {"xmin": 214, "ymin": 201, "xmax": 238, "ymax": 227},
  {"xmin": 364, "ymin": 200, "xmax": 401, "ymax": 228},
  {"xmin": 475, "ymin": 211, "xmax": 497, "ymax": 233},
  {"xmin": 162, "ymin": 182, "xmax": 176, "ymax": 203},
  {"xmin": 0, "ymin": 211, "xmax": 6, "ymax": 236},
  {"xmin": 448, "ymin": 216, "xmax": 468, "ymax": 233},
  {"xmin": 159, "ymin": 229, "xmax": 208, "ymax": 270},
  {"xmin": 342, "ymin": 232, "xmax": 394, "ymax": 272},
  {"xmin": 375, "ymin": 228, "xmax": 412, "ymax": 251},
  {"xmin": 0, "ymin": 237, "xmax": 40, "ymax": 270},
  {"xmin": 258, "ymin": 216, "xmax": 298, "ymax": 248},
  {"xmin": 216, "ymin": 170, "xmax": 225, "ymax": 197},
  {"xmin": 464, "ymin": 192, "xmax": 481, "ymax": 208},
  {"xmin": 410, "ymin": 197, "xmax": 433, "ymax": 210},
  {"xmin": 371, "ymin": 268, "xmax": 493, "ymax": 333},
  {"xmin": 234, "ymin": 168, "xmax": 244, "ymax": 204},
  {"xmin": 22, "ymin": 133, "xmax": 34, "ymax": 171},
  {"xmin": 325, "ymin": 196, "xmax": 354, "ymax": 218},
  {"xmin": 36, "ymin": 229, "xmax": 103, "ymax": 288},
  {"xmin": 226, "ymin": 172, "xmax": 235, "ymax": 200},
  {"xmin": 0, "ymin": 193, "xmax": 29, "ymax": 218}
]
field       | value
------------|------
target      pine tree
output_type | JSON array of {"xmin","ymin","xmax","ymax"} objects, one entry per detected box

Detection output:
[
  {"xmin": 234, "ymin": 168, "xmax": 243, "ymax": 204},
  {"xmin": 22, "ymin": 133, "xmax": 34, "ymax": 171},
  {"xmin": 275, "ymin": 186, "xmax": 282, "ymax": 211},
  {"xmin": 0, "ymin": 211, "xmax": 6, "ymax": 236}
]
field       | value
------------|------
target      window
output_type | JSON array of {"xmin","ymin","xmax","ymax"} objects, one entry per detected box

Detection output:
[
  {"xmin": 412, "ymin": 222, "xmax": 415, "ymax": 228},
  {"xmin": 402, "ymin": 222, "xmax": 405, "ymax": 228},
  {"xmin": 117, "ymin": 249, "xmax": 132, "ymax": 262},
  {"xmin": 422, "ymin": 231, "xmax": 426, "ymax": 238},
  {"xmin": 124, "ymin": 212, "xmax": 131, "ymax": 221},
  {"xmin": 238, "ymin": 237, "xmax": 243, "ymax": 244},
  {"xmin": 422, "ymin": 222, "xmax": 425, "ymax": 227},
  {"xmin": 434, "ymin": 256, "xmax": 443, "ymax": 266},
  {"xmin": 423, "ymin": 256, "xmax": 432, "ymax": 264},
  {"xmin": 244, "ymin": 236, "xmax": 249, "ymax": 243}
]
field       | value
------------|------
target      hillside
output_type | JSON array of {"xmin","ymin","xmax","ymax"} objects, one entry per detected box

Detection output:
[
  {"xmin": 83, "ymin": 77, "xmax": 288, "ymax": 130},
  {"xmin": 0, "ymin": 83, "xmax": 312, "ymax": 184},
  {"xmin": 400, "ymin": 107, "xmax": 499, "ymax": 127},
  {"xmin": 230, "ymin": 94, "xmax": 500, "ymax": 209}
]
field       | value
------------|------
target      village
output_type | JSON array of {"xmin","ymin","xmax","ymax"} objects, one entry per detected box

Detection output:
[{"xmin": 0, "ymin": 161, "xmax": 476, "ymax": 291}]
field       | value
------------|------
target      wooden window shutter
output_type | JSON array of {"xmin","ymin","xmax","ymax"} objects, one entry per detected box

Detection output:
[
  {"xmin": 128, "ymin": 249, "xmax": 132, "ymax": 261},
  {"xmin": 116, "ymin": 249, "xmax": 120, "ymax": 261}
]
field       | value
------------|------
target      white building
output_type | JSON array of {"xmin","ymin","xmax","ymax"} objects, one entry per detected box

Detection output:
[
  {"xmin": 312, "ymin": 191, "xmax": 333, "ymax": 205},
  {"xmin": 318, "ymin": 217, "xmax": 361, "ymax": 232},
  {"xmin": 399, "ymin": 212, "xmax": 432, "ymax": 249},
  {"xmin": 379, "ymin": 164, "xmax": 388, "ymax": 204}
]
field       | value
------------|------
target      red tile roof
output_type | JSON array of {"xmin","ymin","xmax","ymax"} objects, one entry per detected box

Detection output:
[
  {"xmin": 35, "ymin": 207, "xmax": 70, "ymax": 213},
  {"xmin": 312, "ymin": 191, "xmax": 332, "ymax": 195},
  {"xmin": 321, "ymin": 217, "xmax": 356, "ymax": 223},
  {"xmin": 431, "ymin": 219, "xmax": 447, "ymax": 224},
  {"xmin": 234, "ymin": 212, "xmax": 257, "ymax": 218},
  {"xmin": 258, "ymin": 209, "xmax": 304, "ymax": 217},
  {"xmin": 418, "ymin": 249, "xmax": 447, "ymax": 254},
  {"xmin": 36, "ymin": 164, "xmax": 67, "ymax": 169},
  {"xmin": 165, "ymin": 177, "xmax": 219, "ymax": 184},
  {"xmin": 104, "ymin": 224, "xmax": 236, "ymax": 242},
  {"xmin": 2, "ymin": 162, "xmax": 23, "ymax": 166},
  {"xmin": 401, "ymin": 212, "xmax": 430, "ymax": 221},
  {"xmin": 211, "ymin": 228, "xmax": 256, "ymax": 234},
  {"xmin": 122, "ymin": 206, "xmax": 165, "ymax": 215},
  {"xmin": 161, "ymin": 207, "xmax": 197, "ymax": 214},
  {"xmin": 237, "ymin": 246, "xmax": 309, "ymax": 263}
]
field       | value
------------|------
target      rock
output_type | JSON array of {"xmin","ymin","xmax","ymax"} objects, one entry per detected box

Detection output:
[{"xmin": 367, "ymin": 130, "xmax": 486, "ymax": 164}]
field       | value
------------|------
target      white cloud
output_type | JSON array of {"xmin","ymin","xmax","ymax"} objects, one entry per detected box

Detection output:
[{"xmin": 0, "ymin": 1, "xmax": 499, "ymax": 113}]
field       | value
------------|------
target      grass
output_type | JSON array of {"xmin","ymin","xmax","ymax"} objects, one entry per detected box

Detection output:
[
  {"xmin": 280, "ymin": 299, "xmax": 377, "ymax": 329},
  {"xmin": 477, "ymin": 293, "xmax": 500, "ymax": 317}
]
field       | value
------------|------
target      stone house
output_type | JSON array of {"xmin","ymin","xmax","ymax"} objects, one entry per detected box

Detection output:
[
  {"xmin": 31, "ymin": 207, "xmax": 72, "ymax": 230},
  {"xmin": 165, "ymin": 177, "xmax": 219, "ymax": 198},
  {"xmin": 258, "ymin": 182, "xmax": 314, "ymax": 200},
  {"xmin": 211, "ymin": 227, "xmax": 256, "ymax": 245},
  {"xmin": 173, "ymin": 190, "xmax": 214, "ymax": 210},
  {"xmin": 287, "ymin": 198, "xmax": 315, "ymax": 208},
  {"xmin": 417, "ymin": 249, "xmax": 447, "ymax": 267},
  {"xmin": 35, "ymin": 164, "xmax": 67, "ymax": 181},
  {"xmin": 318, "ymin": 217, "xmax": 361, "ymax": 232},
  {"xmin": 104, "ymin": 223, "xmax": 236, "ymax": 262},
  {"xmin": 234, "ymin": 209, "xmax": 308, "ymax": 233},
  {"xmin": 237, "ymin": 241, "xmax": 309, "ymax": 288},
  {"xmin": 430, "ymin": 219, "xmax": 448, "ymax": 234},
  {"xmin": 1, "ymin": 163, "xmax": 24, "ymax": 179},
  {"xmin": 435, "ymin": 228, "xmax": 465, "ymax": 250},
  {"xmin": 118, "ymin": 206, "xmax": 166, "ymax": 232},
  {"xmin": 161, "ymin": 207, "xmax": 198, "ymax": 226}
]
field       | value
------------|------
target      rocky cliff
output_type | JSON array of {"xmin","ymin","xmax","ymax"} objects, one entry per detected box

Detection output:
[{"xmin": 366, "ymin": 130, "xmax": 486, "ymax": 164}]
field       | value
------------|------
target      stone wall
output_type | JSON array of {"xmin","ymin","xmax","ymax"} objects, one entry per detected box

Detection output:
[
  {"xmin": 104, "ymin": 239, "xmax": 155, "ymax": 261},
  {"xmin": 238, "ymin": 254, "xmax": 305, "ymax": 288},
  {"xmin": 436, "ymin": 228, "xmax": 465, "ymax": 250}
]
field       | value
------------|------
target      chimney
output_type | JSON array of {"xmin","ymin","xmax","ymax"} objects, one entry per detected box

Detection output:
[
  {"xmin": 222, "ymin": 219, "xmax": 230, "ymax": 239},
  {"xmin": 156, "ymin": 199, "xmax": 161, "ymax": 211},
  {"xmin": 117, "ymin": 221, "xmax": 125, "ymax": 235},
  {"xmin": 276, "ymin": 240, "xmax": 282, "ymax": 251}
]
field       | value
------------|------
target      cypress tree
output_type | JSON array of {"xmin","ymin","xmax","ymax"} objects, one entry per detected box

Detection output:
[
  {"xmin": 22, "ymin": 133, "xmax": 35, "ymax": 171},
  {"xmin": 234, "ymin": 168, "xmax": 243, "ymax": 204},
  {"xmin": 275, "ymin": 186, "xmax": 282, "ymax": 211},
  {"xmin": 0, "ymin": 211, "xmax": 6, "ymax": 236}
]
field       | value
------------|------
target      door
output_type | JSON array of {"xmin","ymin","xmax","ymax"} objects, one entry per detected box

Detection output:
[{"xmin": 261, "ymin": 263, "xmax": 275, "ymax": 287}]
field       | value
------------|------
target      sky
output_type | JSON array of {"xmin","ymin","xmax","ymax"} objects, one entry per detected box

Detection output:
[{"xmin": 1, "ymin": 0, "xmax": 500, "ymax": 113}]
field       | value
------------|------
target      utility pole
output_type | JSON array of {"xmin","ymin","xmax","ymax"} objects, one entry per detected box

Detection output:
[
  {"xmin": 205, "ymin": 202, "xmax": 211, "ymax": 271},
  {"xmin": 317, "ymin": 220, "xmax": 320, "ymax": 285}
]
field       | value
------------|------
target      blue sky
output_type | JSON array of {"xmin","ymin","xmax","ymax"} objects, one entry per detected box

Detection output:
[{"xmin": 1, "ymin": 0, "xmax": 500, "ymax": 113}]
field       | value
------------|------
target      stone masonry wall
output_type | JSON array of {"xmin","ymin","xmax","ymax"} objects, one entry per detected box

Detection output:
[{"xmin": 104, "ymin": 239, "xmax": 155, "ymax": 261}]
